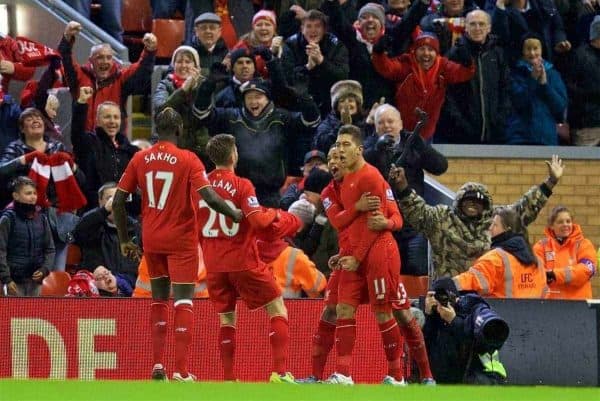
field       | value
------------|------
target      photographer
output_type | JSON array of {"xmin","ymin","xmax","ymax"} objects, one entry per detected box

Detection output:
[
  {"xmin": 364, "ymin": 104, "xmax": 447, "ymax": 275},
  {"xmin": 423, "ymin": 279, "xmax": 509, "ymax": 384}
]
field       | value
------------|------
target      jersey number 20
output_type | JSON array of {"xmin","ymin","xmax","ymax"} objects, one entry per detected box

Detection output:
[{"xmin": 198, "ymin": 199, "xmax": 240, "ymax": 237}]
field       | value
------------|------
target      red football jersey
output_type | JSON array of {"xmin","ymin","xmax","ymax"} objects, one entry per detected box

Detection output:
[
  {"xmin": 118, "ymin": 141, "xmax": 210, "ymax": 253},
  {"xmin": 198, "ymin": 169, "xmax": 263, "ymax": 272},
  {"xmin": 339, "ymin": 162, "xmax": 396, "ymax": 262}
]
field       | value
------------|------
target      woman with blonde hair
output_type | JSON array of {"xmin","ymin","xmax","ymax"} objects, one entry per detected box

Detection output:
[{"xmin": 533, "ymin": 206, "xmax": 596, "ymax": 299}]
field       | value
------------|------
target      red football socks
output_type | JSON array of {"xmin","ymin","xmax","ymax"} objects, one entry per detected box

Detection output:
[
  {"xmin": 335, "ymin": 318, "xmax": 356, "ymax": 377},
  {"xmin": 150, "ymin": 301, "xmax": 168, "ymax": 367},
  {"xmin": 312, "ymin": 319, "xmax": 336, "ymax": 379},
  {"xmin": 379, "ymin": 318, "xmax": 404, "ymax": 381},
  {"xmin": 174, "ymin": 302, "xmax": 194, "ymax": 377},
  {"xmin": 269, "ymin": 316, "xmax": 289, "ymax": 375},
  {"xmin": 400, "ymin": 317, "xmax": 433, "ymax": 379},
  {"xmin": 219, "ymin": 325, "xmax": 236, "ymax": 380}
]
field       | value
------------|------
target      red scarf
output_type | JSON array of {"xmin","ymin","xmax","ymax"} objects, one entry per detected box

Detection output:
[
  {"xmin": 15, "ymin": 36, "xmax": 60, "ymax": 67},
  {"xmin": 28, "ymin": 152, "xmax": 87, "ymax": 212},
  {"xmin": 214, "ymin": 0, "xmax": 238, "ymax": 49},
  {"xmin": 169, "ymin": 73, "xmax": 187, "ymax": 89},
  {"xmin": 410, "ymin": 54, "xmax": 441, "ymax": 95}
]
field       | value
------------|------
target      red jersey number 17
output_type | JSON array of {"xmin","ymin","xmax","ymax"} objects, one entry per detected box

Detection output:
[
  {"xmin": 198, "ymin": 199, "xmax": 240, "ymax": 238},
  {"xmin": 145, "ymin": 171, "xmax": 174, "ymax": 210}
]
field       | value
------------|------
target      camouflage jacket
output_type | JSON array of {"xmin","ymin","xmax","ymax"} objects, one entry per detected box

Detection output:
[{"xmin": 396, "ymin": 182, "xmax": 551, "ymax": 278}]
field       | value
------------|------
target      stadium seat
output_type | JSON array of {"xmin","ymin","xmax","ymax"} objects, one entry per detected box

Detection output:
[
  {"xmin": 400, "ymin": 275, "xmax": 429, "ymax": 298},
  {"xmin": 122, "ymin": 0, "xmax": 153, "ymax": 33},
  {"xmin": 152, "ymin": 18, "xmax": 185, "ymax": 59},
  {"xmin": 65, "ymin": 243, "xmax": 82, "ymax": 275},
  {"xmin": 41, "ymin": 272, "xmax": 72, "ymax": 296}
]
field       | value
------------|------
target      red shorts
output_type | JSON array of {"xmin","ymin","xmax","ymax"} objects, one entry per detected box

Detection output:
[
  {"xmin": 337, "ymin": 238, "xmax": 409, "ymax": 312},
  {"xmin": 324, "ymin": 269, "xmax": 341, "ymax": 306},
  {"xmin": 206, "ymin": 263, "xmax": 282, "ymax": 313},
  {"xmin": 145, "ymin": 251, "xmax": 199, "ymax": 284}
]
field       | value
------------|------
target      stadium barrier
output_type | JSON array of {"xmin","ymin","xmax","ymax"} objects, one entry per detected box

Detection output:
[{"xmin": 1, "ymin": 298, "xmax": 599, "ymax": 385}]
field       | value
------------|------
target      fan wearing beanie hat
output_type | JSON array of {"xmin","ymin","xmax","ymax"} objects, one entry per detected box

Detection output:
[
  {"xmin": 357, "ymin": 3, "xmax": 386, "ymax": 43},
  {"xmin": 169, "ymin": 46, "xmax": 201, "ymax": 86},
  {"xmin": 288, "ymin": 198, "xmax": 317, "ymax": 228},
  {"xmin": 372, "ymin": 30, "xmax": 475, "ymax": 140}
]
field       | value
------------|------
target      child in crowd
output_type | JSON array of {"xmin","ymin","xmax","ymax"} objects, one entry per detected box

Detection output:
[{"xmin": 0, "ymin": 176, "xmax": 54, "ymax": 296}]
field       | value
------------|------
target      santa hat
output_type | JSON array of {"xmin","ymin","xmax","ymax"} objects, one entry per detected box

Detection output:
[
  {"xmin": 413, "ymin": 32, "xmax": 440, "ymax": 54},
  {"xmin": 330, "ymin": 80, "xmax": 363, "ymax": 110},
  {"xmin": 66, "ymin": 270, "xmax": 100, "ymax": 297},
  {"xmin": 252, "ymin": 10, "xmax": 277, "ymax": 27}
]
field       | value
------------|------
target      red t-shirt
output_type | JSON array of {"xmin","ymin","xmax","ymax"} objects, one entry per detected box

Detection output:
[
  {"xmin": 118, "ymin": 141, "xmax": 210, "ymax": 253},
  {"xmin": 198, "ymin": 169, "xmax": 263, "ymax": 272},
  {"xmin": 339, "ymin": 162, "xmax": 395, "ymax": 262}
]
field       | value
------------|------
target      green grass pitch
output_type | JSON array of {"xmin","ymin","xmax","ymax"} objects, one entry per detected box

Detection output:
[{"xmin": 1, "ymin": 380, "xmax": 599, "ymax": 401}]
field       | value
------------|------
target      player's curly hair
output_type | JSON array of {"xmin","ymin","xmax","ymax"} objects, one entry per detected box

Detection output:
[
  {"xmin": 154, "ymin": 107, "xmax": 183, "ymax": 137},
  {"xmin": 206, "ymin": 134, "xmax": 236, "ymax": 166}
]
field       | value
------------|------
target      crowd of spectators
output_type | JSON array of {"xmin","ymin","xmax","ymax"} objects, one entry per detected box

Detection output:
[{"xmin": 0, "ymin": 0, "xmax": 598, "ymax": 302}]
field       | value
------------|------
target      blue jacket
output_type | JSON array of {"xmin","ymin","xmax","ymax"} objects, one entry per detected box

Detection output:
[{"xmin": 505, "ymin": 59, "xmax": 567, "ymax": 145}]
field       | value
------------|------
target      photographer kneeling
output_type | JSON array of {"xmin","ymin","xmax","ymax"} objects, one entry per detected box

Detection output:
[{"xmin": 423, "ymin": 278, "xmax": 509, "ymax": 384}]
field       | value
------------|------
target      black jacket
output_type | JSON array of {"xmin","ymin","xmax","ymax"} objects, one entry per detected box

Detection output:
[
  {"xmin": 436, "ymin": 35, "xmax": 511, "ymax": 144},
  {"xmin": 312, "ymin": 111, "xmax": 369, "ymax": 153},
  {"xmin": 285, "ymin": 32, "xmax": 349, "ymax": 116},
  {"xmin": 0, "ymin": 207, "xmax": 55, "ymax": 284},
  {"xmin": 423, "ymin": 294, "xmax": 507, "ymax": 384},
  {"xmin": 71, "ymin": 102, "xmax": 139, "ymax": 208},
  {"xmin": 566, "ymin": 43, "xmax": 600, "ymax": 129},
  {"xmin": 73, "ymin": 206, "xmax": 139, "ymax": 284},
  {"xmin": 194, "ymin": 80, "xmax": 320, "ymax": 206},
  {"xmin": 187, "ymin": 36, "xmax": 229, "ymax": 77}
]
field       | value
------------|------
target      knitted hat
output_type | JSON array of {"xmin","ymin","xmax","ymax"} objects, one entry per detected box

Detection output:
[
  {"xmin": 171, "ymin": 45, "xmax": 200, "ymax": 68},
  {"xmin": 194, "ymin": 12, "xmax": 221, "ymax": 25},
  {"xmin": 304, "ymin": 168, "xmax": 333, "ymax": 194},
  {"xmin": 413, "ymin": 32, "xmax": 440, "ymax": 54},
  {"xmin": 590, "ymin": 15, "xmax": 600, "ymax": 41},
  {"xmin": 252, "ymin": 9, "xmax": 277, "ymax": 27},
  {"xmin": 230, "ymin": 47, "xmax": 255, "ymax": 67},
  {"xmin": 330, "ymin": 80, "xmax": 363, "ymax": 110},
  {"xmin": 358, "ymin": 2, "xmax": 386, "ymax": 27},
  {"xmin": 240, "ymin": 78, "xmax": 271, "ymax": 98},
  {"xmin": 288, "ymin": 198, "xmax": 316, "ymax": 226}
]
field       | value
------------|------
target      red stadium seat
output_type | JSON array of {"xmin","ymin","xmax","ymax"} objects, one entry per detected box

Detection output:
[
  {"xmin": 400, "ymin": 275, "xmax": 429, "ymax": 298},
  {"xmin": 65, "ymin": 243, "xmax": 82, "ymax": 275},
  {"xmin": 152, "ymin": 18, "xmax": 185, "ymax": 59},
  {"xmin": 122, "ymin": 0, "xmax": 153, "ymax": 33},
  {"xmin": 41, "ymin": 272, "xmax": 72, "ymax": 296}
]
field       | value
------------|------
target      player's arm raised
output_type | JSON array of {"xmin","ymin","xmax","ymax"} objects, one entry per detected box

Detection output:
[{"xmin": 199, "ymin": 187, "xmax": 243, "ymax": 223}]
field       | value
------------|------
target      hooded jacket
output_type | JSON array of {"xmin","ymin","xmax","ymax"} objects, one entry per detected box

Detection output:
[
  {"xmin": 533, "ymin": 224, "xmax": 596, "ymax": 299},
  {"xmin": 453, "ymin": 233, "xmax": 547, "ymax": 298},
  {"xmin": 396, "ymin": 181, "xmax": 551, "ymax": 278},
  {"xmin": 372, "ymin": 51, "xmax": 475, "ymax": 140}
]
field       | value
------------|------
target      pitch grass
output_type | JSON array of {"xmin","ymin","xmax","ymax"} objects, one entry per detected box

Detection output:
[{"xmin": 1, "ymin": 380, "xmax": 599, "ymax": 401}]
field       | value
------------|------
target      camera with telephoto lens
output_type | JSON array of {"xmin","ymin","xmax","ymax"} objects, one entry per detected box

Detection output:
[
  {"xmin": 459, "ymin": 294, "xmax": 510, "ymax": 354},
  {"xmin": 434, "ymin": 287, "xmax": 451, "ymax": 307}
]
